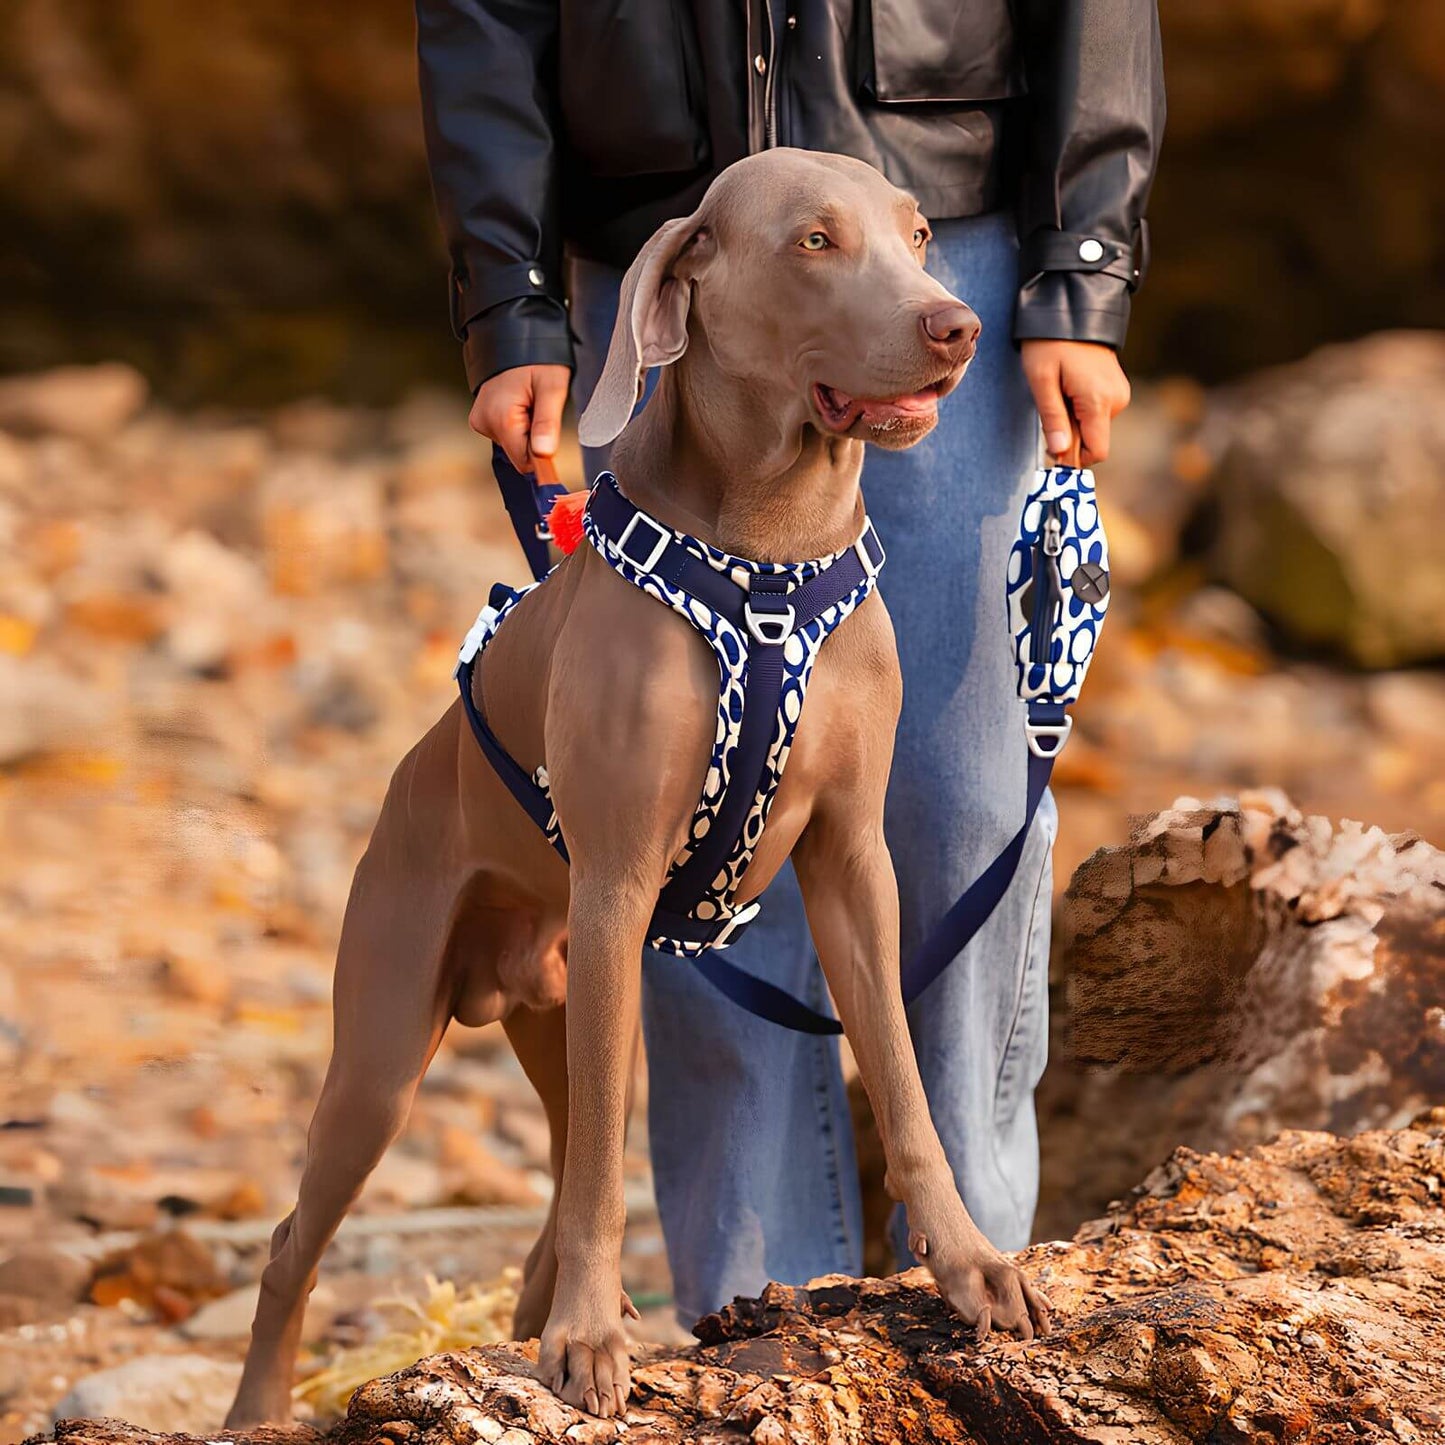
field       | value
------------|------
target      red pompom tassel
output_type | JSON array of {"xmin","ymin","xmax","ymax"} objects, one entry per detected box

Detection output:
[{"xmin": 547, "ymin": 490, "xmax": 590, "ymax": 555}]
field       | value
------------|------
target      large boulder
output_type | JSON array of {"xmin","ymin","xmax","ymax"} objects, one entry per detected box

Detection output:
[
  {"xmin": 38, "ymin": 1119, "xmax": 1445, "ymax": 1444},
  {"xmin": 1036, "ymin": 788, "xmax": 1444, "ymax": 1238},
  {"xmin": 1206, "ymin": 332, "xmax": 1445, "ymax": 666}
]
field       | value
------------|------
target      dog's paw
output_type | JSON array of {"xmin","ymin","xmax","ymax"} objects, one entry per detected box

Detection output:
[
  {"xmin": 928, "ymin": 1238, "xmax": 1053, "ymax": 1344},
  {"xmin": 539, "ymin": 1306, "xmax": 633, "ymax": 1418}
]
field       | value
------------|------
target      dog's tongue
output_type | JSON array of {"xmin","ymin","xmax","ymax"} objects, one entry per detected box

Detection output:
[{"xmin": 836, "ymin": 386, "xmax": 939, "ymax": 426}]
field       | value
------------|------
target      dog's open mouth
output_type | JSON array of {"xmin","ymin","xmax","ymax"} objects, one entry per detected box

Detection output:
[{"xmin": 812, "ymin": 376, "xmax": 956, "ymax": 436}]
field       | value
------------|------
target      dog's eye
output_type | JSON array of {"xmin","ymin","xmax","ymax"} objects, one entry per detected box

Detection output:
[
  {"xmin": 913, "ymin": 228, "xmax": 929, "ymax": 248},
  {"xmin": 799, "ymin": 232, "xmax": 832, "ymax": 252}
]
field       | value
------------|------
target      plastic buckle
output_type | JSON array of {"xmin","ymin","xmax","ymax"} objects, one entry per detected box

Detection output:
[
  {"xmin": 744, "ymin": 578, "xmax": 796, "ymax": 646},
  {"xmin": 854, "ymin": 522, "xmax": 885, "ymax": 579},
  {"xmin": 454, "ymin": 603, "xmax": 500, "ymax": 677},
  {"xmin": 1024, "ymin": 714, "xmax": 1073, "ymax": 759},
  {"xmin": 712, "ymin": 900, "xmax": 761, "ymax": 949},
  {"xmin": 615, "ymin": 511, "xmax": 671, "ymax": 573}
]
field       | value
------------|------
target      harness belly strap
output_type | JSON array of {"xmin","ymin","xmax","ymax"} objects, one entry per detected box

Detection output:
[{"xmin": 455, "ymin": 473, "xmax": 885, "ymax": 1035}]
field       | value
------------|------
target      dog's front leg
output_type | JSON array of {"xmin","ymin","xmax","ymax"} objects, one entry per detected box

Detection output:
[
  {"xmin": 794, "ymin": 807, "xmax": 1052, "ymax": 1343},
  {"xmin": 537, "ymin": 870, "xmax": 650, "ymax": 1418}
]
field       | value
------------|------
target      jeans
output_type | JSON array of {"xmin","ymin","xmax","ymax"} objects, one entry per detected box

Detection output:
[{"xmin": 568, "ymin": 211, "xmax": 1055, "ymax": 1323}]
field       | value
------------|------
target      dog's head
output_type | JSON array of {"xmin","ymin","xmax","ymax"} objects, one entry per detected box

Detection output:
[{"xmin": 578, "ymin": 149, "xmax": 979, "ymax": 453}]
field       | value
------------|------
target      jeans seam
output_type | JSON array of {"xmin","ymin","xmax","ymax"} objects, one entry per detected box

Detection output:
[
  {"xmin": 989, "ymin": 827, "xmax": 1052, "ymax": 1221},
  {"xmin": 808, "ymin": 961, "xmax": 853, "ymax": 1262}
]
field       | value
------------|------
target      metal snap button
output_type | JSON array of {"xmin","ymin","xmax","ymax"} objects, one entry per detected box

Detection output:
[
  {"xmin": 527, "ymin": 267, "xmax": 544, "ymax": 287},
  {"xmin": 1078, "ymin": 239, "xmax": 1105, "ymax": 264},
  {"xmin": 754, "ymin": 53, "xmax": 767, "ymax": 74}
]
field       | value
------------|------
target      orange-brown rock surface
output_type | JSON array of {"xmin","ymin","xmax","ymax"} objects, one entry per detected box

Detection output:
[
  {"xmin": 40, "ymin": 1117, "xmax": 1445, "ymax": 1444},
  {"xmin": 1034, "ymin": 788, "xmax": 1444, "ymax": 1242}
]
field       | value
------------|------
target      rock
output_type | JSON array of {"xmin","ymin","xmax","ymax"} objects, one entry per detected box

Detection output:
[
  {"xmin": 1207, "ymin": 332, "xmax": 1445, "ymax": 666},
  {"xmin": 0, "ymin": 1246, "xmax": 91, "ymax": 1305},
  {"xmin": 88, "ymin": 1229, "xmax": 228, "ymax": 1320},
  {"xmin": 51, "ymin": 1354, "xmax": 243, "ymax": 1435},
  {"xmin": 260, "ymin": 457, "xmax": 388, "ymax": 596},
  {"xmin": 1036, "ymin": 790, "xmax": 1444, "ymax": 1237},
  {"xmin": 44, "ymin": 1120, "xmax": 1445, "ymax": 1444},
  {"xmin": 177, "ymin": 1282, "xmax": 259, "ymax": 1340},
  {"xmin": 0, "ymin": 653, "xmax": 117, "ymax": 763},
  {"xmin": 156, "ymin": 528, "xmax": 268, "ymax": 673},
  {"xmin": 0, "ymin": 364, "xmax": 148, "ymax": 442},
  {"xmin": 436, "ymin": 1124, "xmax": 540, "ymax": 1207}
]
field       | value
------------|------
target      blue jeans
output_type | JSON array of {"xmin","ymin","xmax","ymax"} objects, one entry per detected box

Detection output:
[{"xmin": 569, "ymin": 211, "xmax": 1054, "ymax": 1323}]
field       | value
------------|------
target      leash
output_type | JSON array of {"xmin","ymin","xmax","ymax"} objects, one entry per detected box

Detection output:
[
  {"xmin": 485, "ymin": 446, "xmax": 1108, "ymax": 1028},
  {"xmin": 491, "ymin": 446, "xmax": 568, "ymax": 582},
  {"xmin": 902, "ymin": 433, "xmax": 1109, "ymax": 1002}
]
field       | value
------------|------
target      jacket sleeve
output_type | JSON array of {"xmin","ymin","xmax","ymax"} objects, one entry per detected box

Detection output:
[
  {"xmin": 416, "ymin": 0, "xmax": 575, "ymax": 392},
  {"xmin": 1012, "ymin": 0, "xmax": 1165, "ymax": 349}
]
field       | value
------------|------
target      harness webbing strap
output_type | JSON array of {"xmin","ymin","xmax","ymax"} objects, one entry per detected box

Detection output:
[
  {"xmin": 689, "ymin": 949, "xmax": 842, "ymax": 1034},
  {"xmin": 457, "ymin": 653, "xmax": 570, "ymax": 862}
]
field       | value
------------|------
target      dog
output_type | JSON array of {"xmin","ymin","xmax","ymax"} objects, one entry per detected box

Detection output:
[{"xmin": 226, "ymin": 147, "xmax": 1051, "ymax": 1428}]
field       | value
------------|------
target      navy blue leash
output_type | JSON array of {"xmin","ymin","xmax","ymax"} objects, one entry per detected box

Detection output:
[{"xmin": 491, "ymin": 445, "xmax": 566, "ymax": 582}]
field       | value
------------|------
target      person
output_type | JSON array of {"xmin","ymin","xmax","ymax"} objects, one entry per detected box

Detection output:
[{"xmin": 416, "ymin": 0, "xmax": 1163, "ymax": 1324}]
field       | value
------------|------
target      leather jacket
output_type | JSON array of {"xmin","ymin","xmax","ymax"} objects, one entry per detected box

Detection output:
[{"xmin": 416, "ymin": 0, "xmax": 1165, "ymax": 392}]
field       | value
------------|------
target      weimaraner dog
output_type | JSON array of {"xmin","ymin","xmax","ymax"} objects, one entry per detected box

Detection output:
[{"xmin": 227, "ymin": 148, "xmax": 1051, "ymax": 1427}]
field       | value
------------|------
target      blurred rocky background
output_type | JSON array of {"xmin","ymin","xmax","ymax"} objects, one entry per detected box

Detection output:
[
  {"xmin": 2, "ymin": 0, "xmax": 1444, "ymax": 399},
  {"xmin": 1, "ymin": 3, "xmax": 1443, "ymax": 1442}
]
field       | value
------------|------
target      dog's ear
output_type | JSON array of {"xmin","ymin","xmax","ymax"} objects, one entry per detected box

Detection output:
[{"xmin": 578, "ymin": 213, "xmax": 711, "ymax": 448}]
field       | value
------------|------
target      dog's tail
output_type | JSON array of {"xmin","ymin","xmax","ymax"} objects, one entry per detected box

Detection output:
[{"xmin": 547, "ymin": 490, "xmax": 590, "ymax": 555}]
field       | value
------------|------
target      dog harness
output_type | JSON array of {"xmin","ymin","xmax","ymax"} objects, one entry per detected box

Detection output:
[
  {"xmin": 456, "ymin": 472, "xmax": 886, "ymax": 1032},
  {"xmin": 475, "ymin": 457, "xmax": 1109, "ymax": 1031}
]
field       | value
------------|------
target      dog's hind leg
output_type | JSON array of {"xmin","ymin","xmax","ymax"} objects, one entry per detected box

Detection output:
[
  {"xmin": 226, "ymin": 832, "xmax": 459, "ymax": 1427},
  {"xmin": 504, "ymin": 1002, "xmax": 569, "ymax": 1339}
]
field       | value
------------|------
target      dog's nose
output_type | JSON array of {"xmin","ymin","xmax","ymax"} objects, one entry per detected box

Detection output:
[{"xmin": 921, "ymin": 303, "xmax": 981, "ymax": 358}]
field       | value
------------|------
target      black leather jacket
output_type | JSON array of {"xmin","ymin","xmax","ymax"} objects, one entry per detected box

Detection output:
[{"xmin": 416, "ymin": 0, "xmax": 1165, "ymax": 392}]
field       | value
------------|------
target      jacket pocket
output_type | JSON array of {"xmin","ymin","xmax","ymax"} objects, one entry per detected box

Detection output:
[
  {"xmin": 864, "ymin": 0, "xmax": 1023, "ymax": 104},
  {"xmin": 560, "ymin": 0, "xmax": 709, "ymax": 178}
]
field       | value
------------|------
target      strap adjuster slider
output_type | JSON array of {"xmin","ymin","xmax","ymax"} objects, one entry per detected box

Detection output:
[
  {"xmin": 854, "ymin": 522, "xmax": 886, "ymax": 579},
  {"xmin": 615, "ymin": 512, "xmax": 671, "ymax": 573}
]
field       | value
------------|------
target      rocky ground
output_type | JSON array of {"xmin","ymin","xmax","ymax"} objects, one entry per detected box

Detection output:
[
  {"xmin": 0, "ymin": 354, "xmax": 1441, "ymax": 1441},
  {"xmin": 43, "ymin": 1118, "xmax": 1445, "ymax": 1444}
]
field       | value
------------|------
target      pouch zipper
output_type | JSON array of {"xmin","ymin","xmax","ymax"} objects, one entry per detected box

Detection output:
[{"xmin": 1029, "ymin": 501, "xmax": 1064, "ymax": 666}]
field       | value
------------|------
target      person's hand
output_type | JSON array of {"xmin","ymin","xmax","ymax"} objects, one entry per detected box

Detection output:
[
  {"xmin": 1020, "ymin": 340, "xmax": 1131, "ymax": 466},
  {"xmin": 469, "ymin": 363, "xmax": 572, "ymax": 473}
]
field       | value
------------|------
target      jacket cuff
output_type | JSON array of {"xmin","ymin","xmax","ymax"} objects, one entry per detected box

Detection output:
[
  {"xmin": 1013, "ymin": 272, "xmax": 1132, "ymax": 350},
  {"xmin": 462, "ymin": 296, "xmax": 577, "ymax": 394}
]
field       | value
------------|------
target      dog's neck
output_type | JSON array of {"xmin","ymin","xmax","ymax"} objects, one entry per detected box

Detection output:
[{"xmin": 608, "ymin": 346, "xmax": 867, "ymax": 564}]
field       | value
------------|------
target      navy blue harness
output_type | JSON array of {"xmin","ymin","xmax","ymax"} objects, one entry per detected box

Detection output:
[
  {"xmin": 472, "ymin": 459, "xmax": 1109, "ymax": 1031},
  {"xmin": 457, "ymin": 473, "xmax": 884, "ymax": 1033}
]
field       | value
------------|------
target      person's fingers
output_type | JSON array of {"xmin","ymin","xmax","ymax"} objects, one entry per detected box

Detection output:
[
  {"xmin": 527, "ymin": 366, "xmax": 570, "ymax": 465},
  {"xmin": 1023, "ymin": 356, "xmax": 1074, "ymax": 460},
  {"xmin": 470, "ymin": 384, "xmax": 531, "ymax": 473},
  {"xmin": 1072, "ymin": 392, "xmax": 1112, "ymax": 465}
]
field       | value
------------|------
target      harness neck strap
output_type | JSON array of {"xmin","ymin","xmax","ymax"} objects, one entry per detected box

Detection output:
[{"xmin": 585, "ymin": 474, "xmax": 885, "ymax": 638}]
